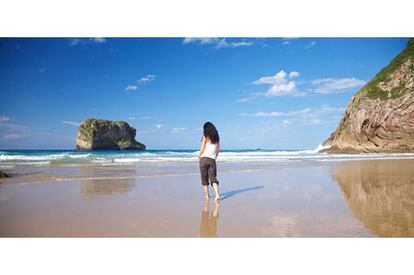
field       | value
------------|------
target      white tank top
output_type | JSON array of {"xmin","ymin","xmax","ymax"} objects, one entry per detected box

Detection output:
[{"xmin": 201, "ymin": 141, "xmax": 218, "ymax": 160}]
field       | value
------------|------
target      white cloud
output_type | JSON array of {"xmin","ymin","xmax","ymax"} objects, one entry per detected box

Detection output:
[
  {"xmin": 183, "ymin": 38, "xmax": 254, "ymax": 48},
  {"xmin": 299, "ymin": 118, "xmax": 322, "ymax": 125},
  {"xmin": 291, "ymin": 106, "xmax": 344, "ymax": 125},
  {"xmin": 289, "ymin": 71, "xmax": 300, "ymax": 78},
  {"xmin": 137, "ymin": 74, "xmax": 156, "ymax": 85},
  {"xmin": 92, "ymin": 38, "xmax": 106, "ymax": 44},
  {"xmin": 183, "ymin": 37, "xmax": 217, "ymax": 45},
  {"xmin": 244, "ymin": 67, "xmax": 366, "ymax": 101},
  {"xmin": 129, "ymin": 116, "xmax": 152, "ymax": 120},
  {"xmin": 0, "ymin": 115, "xmax": 10, "ymax": 122},
  {"xmin": 317, "ymin": 105, "xmax": 345, "ymax": 114},
  {"xmin": 253, "ymin": 70, "xmax": 302, "ymax": 97},
  {"xmin": 70, "ymin": 38, "xmax": 81, "ymax": 46},
  {"xmin": 0, "ymin": 122, "xmax": 28, "ymax": 130},
  {"xmin": 291, "ymin": 91, "xmax": 307, "ymax": 97},
  {"xmin": 61, "ymin": 120, "xmax": 80, "ymax": 126},
  {"xmin": 236, "ymin": 96, "xmax": 256, "ymax": 103},
  {"xmin": 253, "ymin": 70, "xmax": 288, "ymax": 85},
  {"xmin": 250, "ymin": 69, "xmax": 365, "ymax": 97},
  {"xmin": 305, "ymin": 41, "xmax": 316, "ymax": 49},
  {"xmin": 244, "ymin": 108, "xmax": 311, "ymax": 117},
  {"xmin": 230, "ymin": 41, "xmax": 253, "ymax": 47},
  {"xmin": 0, "ymin": 119, "xmax": 32, "ymax": 140},
  {"xmin": 3, "ymin": 134, "xmax": 30, "ymax": 140},
  {"xmin": 242, "ymin": 106, "xmax": 344, "ymax": 126},
  {"xmin": 281, "ymin": 38, "xmax": 299, "ymax": 45},
  {"xmin": 311, "ymin": 77, "xmax": 366, "ymax": 94},
  {"xmin": 125, "ymin": 85, "xmax": 138, "ymax": 91},
  {"xmin": 154, "ymin": 124, "xmax": 163, "ymax": 129},
  {"xmin": 69, "ymin": 38, "xmax": 106, "ymax": 46},
  {"xmin": 125, "ymin": 74, "xmax": 155, "ymax": 92},
  {"xmin": 171, "ymin": 127, "xmax": 186, "ymax": 133}
]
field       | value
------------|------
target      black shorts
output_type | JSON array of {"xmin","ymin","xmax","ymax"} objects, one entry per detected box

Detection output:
[{"xmin": 199, "ymin": 157, "xmax": 219, "ymax": 186}]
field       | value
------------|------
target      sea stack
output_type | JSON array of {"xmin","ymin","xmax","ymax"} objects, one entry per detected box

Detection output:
[
  {"xmin": 75, "ymin": 118, "xmax": 146, "ymax": 150},
  {"xmin": 322, "ymin": 38, "xmax": 414, "ymax": 153}
]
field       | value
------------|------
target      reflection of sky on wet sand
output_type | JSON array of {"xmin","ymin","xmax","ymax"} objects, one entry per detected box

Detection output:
[
  {"xmin": 334, "ymin": 160, "xmax": 414, "ymax": 237},
  {"xmin": 211, "ymin": 165, "xmax": 372, "ymax": 237}
]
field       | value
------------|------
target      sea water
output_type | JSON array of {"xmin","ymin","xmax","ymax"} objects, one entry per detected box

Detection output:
[{"xmin": 1, "ymin": 148, "xmax": 414, "ymax": 166}]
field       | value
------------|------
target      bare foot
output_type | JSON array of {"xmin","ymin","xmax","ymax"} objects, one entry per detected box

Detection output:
[
  {"xmin": 214, "ymin": 196, "xmax": 220, "ymax": 201},
  {"xmin": 205, "ymin": 195, "xmax": 210, "ymax": 200}
]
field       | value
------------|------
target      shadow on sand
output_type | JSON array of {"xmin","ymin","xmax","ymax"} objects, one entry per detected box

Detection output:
[{"xmin": 220, "ymin": 185, "xmax": 264, "ymax": 201}]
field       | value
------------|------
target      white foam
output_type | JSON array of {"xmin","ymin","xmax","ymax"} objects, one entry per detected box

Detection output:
[
  {"xmin": 113, "ymin": 158, "xmax": 141, "ymax": 163},
  {"xmin": 68, "ymin": 154, "xmax": 91, "ymax": 159},
  {"xmin": 14, "ymin": 161, "xmax": 51, "ymax": 165},
  {"xmin": 0, "ymin": 153, "xmax": 90, "ymax": 161},
  {"xmin": 91, "ymin": 159, "xmax": 113, "ymax": 163},
  {"xmin": 140, "ymin": 157, "xmax": 197, "ymax": 162},
  {"xmin": 314, "ymin": 143, "xmax": 330, "ymax": 153},
  {"xmin": 2, "ymin": 150, "xmax": 414, "ymax": 166},
  {"xmin": 0, "ymin": 154, "xmax": 64, "ymax": 161}
]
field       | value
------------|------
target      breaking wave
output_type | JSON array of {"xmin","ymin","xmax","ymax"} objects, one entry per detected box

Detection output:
[{"xmin": 1, "ymin": 147, "xmax": 414, "ymax": 166}]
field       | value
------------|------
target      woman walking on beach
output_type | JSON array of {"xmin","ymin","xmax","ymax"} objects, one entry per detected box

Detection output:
[{"xmin": 198, "ymin": 122, "xmax": 220, "ymax": 201}]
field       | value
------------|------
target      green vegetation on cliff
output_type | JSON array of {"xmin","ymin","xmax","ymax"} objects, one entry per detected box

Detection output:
[
  {"xmin": 358, "ymin": 38, "xmax": 414, "ymax": 100},
  {"xmin": 323, "ymin": 38, "xmax": 414, "ymax": 153}
]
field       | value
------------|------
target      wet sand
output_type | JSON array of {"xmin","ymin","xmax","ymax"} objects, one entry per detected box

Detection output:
[{"xmin": 0, "ymin": 159, "xmax": 413, "ymax": 237}]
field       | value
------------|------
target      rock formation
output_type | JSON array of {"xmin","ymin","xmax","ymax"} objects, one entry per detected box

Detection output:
[
  {"xmin": 75, "ymin": 118, "xmax": 146, "ymax": 150},
  {"xmin": 322, "ymin": 38, "xmax": 414, "ymax": 153}
]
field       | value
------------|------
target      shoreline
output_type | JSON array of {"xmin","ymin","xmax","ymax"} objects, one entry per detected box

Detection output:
[{"xmin": 2, "ymin": 149, "xmax": 414, "ymax": 169}]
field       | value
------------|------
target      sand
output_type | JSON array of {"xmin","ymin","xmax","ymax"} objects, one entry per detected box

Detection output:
[{"xmin": 0, "ymin": 159, "xmax": 413, "ymax": 237}]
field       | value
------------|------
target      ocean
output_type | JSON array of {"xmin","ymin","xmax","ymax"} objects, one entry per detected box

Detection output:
[{"xmin": 2, "ymin": 148, "xmax": 414, "ymax": 167}]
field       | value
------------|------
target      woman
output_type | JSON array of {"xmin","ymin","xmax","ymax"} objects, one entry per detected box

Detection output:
[{"xmin": 198, "ymin": 121, "xmax": 220, "ymax": 201}]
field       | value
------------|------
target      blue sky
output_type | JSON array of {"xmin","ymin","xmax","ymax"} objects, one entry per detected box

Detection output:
[{"xmin": 0, "ymin": 37, "xmax": 409, "ymax": 150}]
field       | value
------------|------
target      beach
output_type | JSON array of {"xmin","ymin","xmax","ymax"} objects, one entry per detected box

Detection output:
[{"xmin": 1, "ymin": 150, "xmax": 414, "ymax": 237}]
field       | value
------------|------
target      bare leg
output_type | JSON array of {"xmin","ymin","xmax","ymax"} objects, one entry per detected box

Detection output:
[
  {"xmin": 203, "ymin": 186, "xmax": 210, "ymax": 200},
  {"xmin": 212, "ymin": 183, "xmax": 220, "ymax": 201}
]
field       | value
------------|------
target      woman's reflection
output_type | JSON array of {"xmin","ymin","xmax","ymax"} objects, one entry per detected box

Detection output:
[{"xmin": 200, "ymin": 200, "xmax": 220, "ymax": 237}]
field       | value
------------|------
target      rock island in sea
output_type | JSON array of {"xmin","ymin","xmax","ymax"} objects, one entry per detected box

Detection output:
[{"xmin": 75, "ymin": 118, "xmax": 146, "ymax": 150}]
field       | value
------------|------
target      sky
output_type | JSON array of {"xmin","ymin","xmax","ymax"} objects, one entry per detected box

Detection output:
[{"xmin": 0, "ymin": 37, "xmax": 409, "ymax": 150}]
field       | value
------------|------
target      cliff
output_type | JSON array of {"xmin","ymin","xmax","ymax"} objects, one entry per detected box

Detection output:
[
  {"xmin": 75, "ymin": 118, "xmax": 146, "ymax": 150},
  {"xmin": 322, "ymin": 38, "xmax": 414, "ymax": 153}
]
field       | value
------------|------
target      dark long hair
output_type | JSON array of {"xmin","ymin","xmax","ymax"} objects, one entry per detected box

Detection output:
[{"xmin": 203, "ymin": 121, "xmax": 220, "ymax": 144}]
